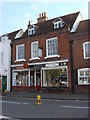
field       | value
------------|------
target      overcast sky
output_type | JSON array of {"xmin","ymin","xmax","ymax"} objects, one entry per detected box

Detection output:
[{"xmin": 0, "ymin": 0, "xmax": 89, "ymax": 36}]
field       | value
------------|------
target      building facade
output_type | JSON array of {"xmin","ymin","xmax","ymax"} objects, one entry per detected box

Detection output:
[
  {"xmin": 0, "ymin": 29, "xmax": 23, "ymax": 91},
  {"xmin": 70, "ymin": 20, "xmax": 90, "ymax": 93},
  {"xmin": 11, "ymin": 12, "xmax": 86, "ymax": 93}
]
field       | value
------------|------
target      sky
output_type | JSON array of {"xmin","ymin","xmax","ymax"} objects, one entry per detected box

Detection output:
[{"xmin": 0, "ymin": 0, "xmax": 89, "ymax": 36}]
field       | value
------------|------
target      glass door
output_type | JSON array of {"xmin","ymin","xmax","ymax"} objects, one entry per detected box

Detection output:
[
  {"xmin": 36, "ymin": 70, "xmax": 41, "ymax": 91},
  {"xmin": 30, "ymin": 71, "xmax": 35, "ymax": 86}
]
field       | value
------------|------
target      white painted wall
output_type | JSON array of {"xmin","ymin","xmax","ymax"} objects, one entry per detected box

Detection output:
[{"xmin": 0, "ymin": 38, "xmax": 11, "ymax": 91}]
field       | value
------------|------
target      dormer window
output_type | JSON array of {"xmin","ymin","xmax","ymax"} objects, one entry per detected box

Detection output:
[
  {"xmin": 53, "ymin": 18, "xmax": 65, "ymax": 29},
  {"xmin": 27, "ymin": 21, "xmax": 38, "ymax": 36},
  {"xmin": 28, "ymin": 28, "xmax": 35, "ymax": 36}
]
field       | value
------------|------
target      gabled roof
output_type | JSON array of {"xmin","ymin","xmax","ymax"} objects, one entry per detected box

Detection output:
[
  {"xmin": 0, "ymin": 29, "xmax": 22, "ymax": 40},
  {"xmin": 22, "ymin": 12, "xmax": 80, "ymax": 38},
  {"xmin": 76, "ymin": 19, "xmax": 90, "ymax": 32},
  {"xmin": 8, "ymin": 29, "xmax": 22, "ymax": 40}
]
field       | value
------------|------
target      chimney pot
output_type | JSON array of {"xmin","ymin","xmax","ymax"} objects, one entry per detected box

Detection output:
[
  {"xmin": 29, "ymin": 21, "xmax": 30, "ymax": 25},
  {"xmin": 42, "ymin": 13, "xmax": 43, "ymax": 17},
  {"xmin": 39, "ymin": 14, "xmax": 41, "ymax": 18},
  {"xmin": 44, "ymin": 12, "xmax": 46, "ymax": 17},
  {"xmin": 28, "ymin": 21, "xmax": 31, "ymax": 28}
]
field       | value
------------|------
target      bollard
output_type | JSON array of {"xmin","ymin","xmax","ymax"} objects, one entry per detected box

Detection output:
[
  {"xmin": 36, "ymin": 95, "xmax": 41, "ymax": 105},
  {"xmin": 5, "ymin": 90, "xmax": 7, "ymax": 93}
]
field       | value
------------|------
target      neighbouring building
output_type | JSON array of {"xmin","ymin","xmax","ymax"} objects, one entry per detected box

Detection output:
[
  {"xmin": 0, "ymin": 29, "xmax": 23, "ymax": 91},
  {"xmin": 70, "ymin": 19, "xmax": 90, "ymax": 93},
  {"xmin": 11, "ymin": 11, "xmax": 88, "ymax": 93}
]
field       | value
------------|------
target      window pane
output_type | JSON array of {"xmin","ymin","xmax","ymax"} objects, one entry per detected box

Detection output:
[
  {"xmin": 18, "ymin": 45, "xmax": 24, "ymax": 59},
  {"xmin": 47, "ymin": 38, "xmax": 58, "ymax": 56},
  {"xmin": 85, "ymin": 43, "xmax": 90, "ymax": 58},
  {"xmin": 85, "ymin": 71, "xmax": 89, "ymax": 76},
  {"xmin": 79, "ymin": 77, "xmax": 84, "ymax": 83},
  {"xmin": 31, "ymin": 42, "xmax": 38, "ymax": 58},
  {"xmin": 80, "ymin": 71, "xmax": 84, "ymax": 76}
]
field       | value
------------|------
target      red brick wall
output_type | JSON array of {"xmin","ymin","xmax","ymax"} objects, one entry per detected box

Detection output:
[
  {"xmin": 70, "ymin": 30, "xmax": 90, "ymax": 93},
  {"xmin": 12, "ymin": 27, "xmax": 70, "ymax": 64}
]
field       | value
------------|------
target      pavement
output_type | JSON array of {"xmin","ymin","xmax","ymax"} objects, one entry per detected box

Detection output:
[{"xmin": 1, "ymin": 91, "xmax": 90, "ymax": 101}]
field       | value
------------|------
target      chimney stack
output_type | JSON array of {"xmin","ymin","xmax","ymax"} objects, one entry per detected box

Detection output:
[
  {"xmin": 37, "ymin": 12, "xmax": 48, "ymax": 23},
  {"xmin": 27, "ymin": 21, "xmax": 31, "ymax": 28}
]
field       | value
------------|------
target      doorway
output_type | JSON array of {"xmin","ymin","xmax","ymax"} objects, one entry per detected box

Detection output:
[
  {"xmin": 36, "ymin": 70, "xmax": 41, "ymax": 91},
  {"xmin": 2, "ymin": 76, "xmax": 7, "ymax": 91},
  {"xmin": 30, "ymin": 69, "xmax": 41, "ymax": 91}
]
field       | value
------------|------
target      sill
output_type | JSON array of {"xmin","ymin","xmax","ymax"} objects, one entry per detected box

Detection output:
[
  {"xmin": 84, "ymin": 57, "xmax": 90, "ymax": 59},
  {"xmin": 14, "ymin": 59, "xmax": 26, "ymax": 62},
  {"xmin": 29, "ymin": 57, "xmax": 40, "ymax": 61},
  {"xmin": 78, "ymin": 83, "xmax": 90, "ymax": 85},
  {"xmin": 44, "ymin": 55, "xmax": 60, "ymax": 59}
]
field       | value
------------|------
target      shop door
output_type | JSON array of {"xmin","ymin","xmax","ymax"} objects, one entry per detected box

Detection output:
[
  {"xmin": 30, "ymin": 71, "xmax": 35, "ymax": 87},
  {"xmin": 36, "ymin": 70, "xmax": 41, "ymax": 91},
  {"xmin": 2, "ymin": 76, "xmax": 7, "ymax": 91}
]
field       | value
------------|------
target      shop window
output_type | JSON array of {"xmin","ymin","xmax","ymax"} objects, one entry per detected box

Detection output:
[
  {"xmin": 42, "ymin": 67, "xmax": 68, "ymax": 87},
  {"xmin": 46, "ymin": 37, "xmax": 58, "ymax": 57},
  {"xmin": 13, "ymin": 70, "xmax": 29, "ymax": 86},
  {"xmin": 16, "ymin": 44, "xmax": 25, "ymax": 60},
  {"xmin": 83, "ymin": 42, "xmax": 90, "ymax": 59},
  {"xmin": 31, "ymin": 41, "xmax": 39, "ymax": 59},
  {"xmin": 78, "ymin": 68, "xmax": 90, "ymax": 85}
]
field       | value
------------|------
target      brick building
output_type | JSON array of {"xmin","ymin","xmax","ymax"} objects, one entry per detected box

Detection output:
[
  {"xmin": 70, "ymin": 19, "xmax": 90, "ymax": 93},
  {"xmin": 11, "ymin": 12, "xmax": 89, "ymax": 93}
]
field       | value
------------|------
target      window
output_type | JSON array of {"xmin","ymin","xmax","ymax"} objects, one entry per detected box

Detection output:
[
  {"xmin": 78, "ymin": 68, "xmax": 90, "ymax": 85},
  {"xmin": 42, "ymin": 67, "xmax": 68, "ymax": 87},
  {"xmin": 0, "ymin": 52, "xmax": 3, "ymax": 65},
  {"xmin": 54, "ymin": 21, "xmax": 64, "ymax": 29},
  {"xmin": 83, "ymin": 42, "xmax": 90, "ymax": 59},
  {"xmin": 13, "ymin": 70, "xmax": 30, "ymax": 86},
  {"xmin": 46, "ymin": 37, "xmax": 58, "ymax": 57},
  {"xmin": 16, "ymin": 44, "xmax": 25, "ymax": 60},
  {"xmin": 31, "ymin": 41, "xmax": 39, "ymax": 59},
  {"xmin": 28, "ymin": 28, "xmax": 35, "ymax": 35}
]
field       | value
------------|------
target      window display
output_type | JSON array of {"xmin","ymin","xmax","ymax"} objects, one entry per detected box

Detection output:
[
  {"xmin": 42, "ymin": 68, "xmax": 68, "ymax": 87},
  {"xmin": 13, "ymin": 70, "xmax": 29, "ymax": 86}
]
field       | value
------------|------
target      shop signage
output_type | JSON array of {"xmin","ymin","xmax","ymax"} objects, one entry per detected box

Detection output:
[
  {"xmin": 45, "ymin": 63, "xmax": 59, "ymax": 68},
  {"xmin": 16, "ymin": 66, "xmax": 24, "ymax": 69},
  {"xmin": 24, "ymin": 63, "xmax": 28, "ymax": 68}
]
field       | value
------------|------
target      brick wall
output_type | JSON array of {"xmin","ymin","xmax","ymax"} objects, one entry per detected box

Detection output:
[{"xmin": 70, "ymin": 30, "xmax": 90, "ymax": 93}]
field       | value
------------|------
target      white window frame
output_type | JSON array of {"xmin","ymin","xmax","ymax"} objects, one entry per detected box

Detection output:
[
  {"xmin": 83, "ymin": 42, "xmax": 90, "ymax": 59},
  {"xmin": 30, "ymin": 41, "xmax": 40, "ymax": 60},
  {"xmin": 28, "ymin": 28, "xmax": 35, "ymax": 36},
  {"xmin": 16, "ymin": 44, "xmax": 25, "ymax": 61},
  {"xmin": 45, "ymin": 37, "xmax": 60, "ymax": 59},
  {"xmin": 54, "ymin": 21, "xmax": 64, "ymax": 29},
  {"xmin": 78, "ymin": 68, "xmax": 90, "ymax": 85}
]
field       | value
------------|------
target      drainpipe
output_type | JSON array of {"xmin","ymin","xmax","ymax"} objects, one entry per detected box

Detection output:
[{"xmin": 69, "ymin": 40, "xmax": 74, "ymax": 93}]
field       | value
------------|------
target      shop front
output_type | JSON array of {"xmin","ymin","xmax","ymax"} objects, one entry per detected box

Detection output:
[
  {"xmin": 12, "ymin": 67, "xmax": 41, "ymax": 91},
  {"xmin": 12, "ymin": 60, "xmax": 68, "ymax": 91}
]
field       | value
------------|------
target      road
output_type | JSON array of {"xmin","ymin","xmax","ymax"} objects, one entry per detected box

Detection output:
[{"xmin": 0, "ymin": 96, "xmax": 89, "ymax": 119}]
